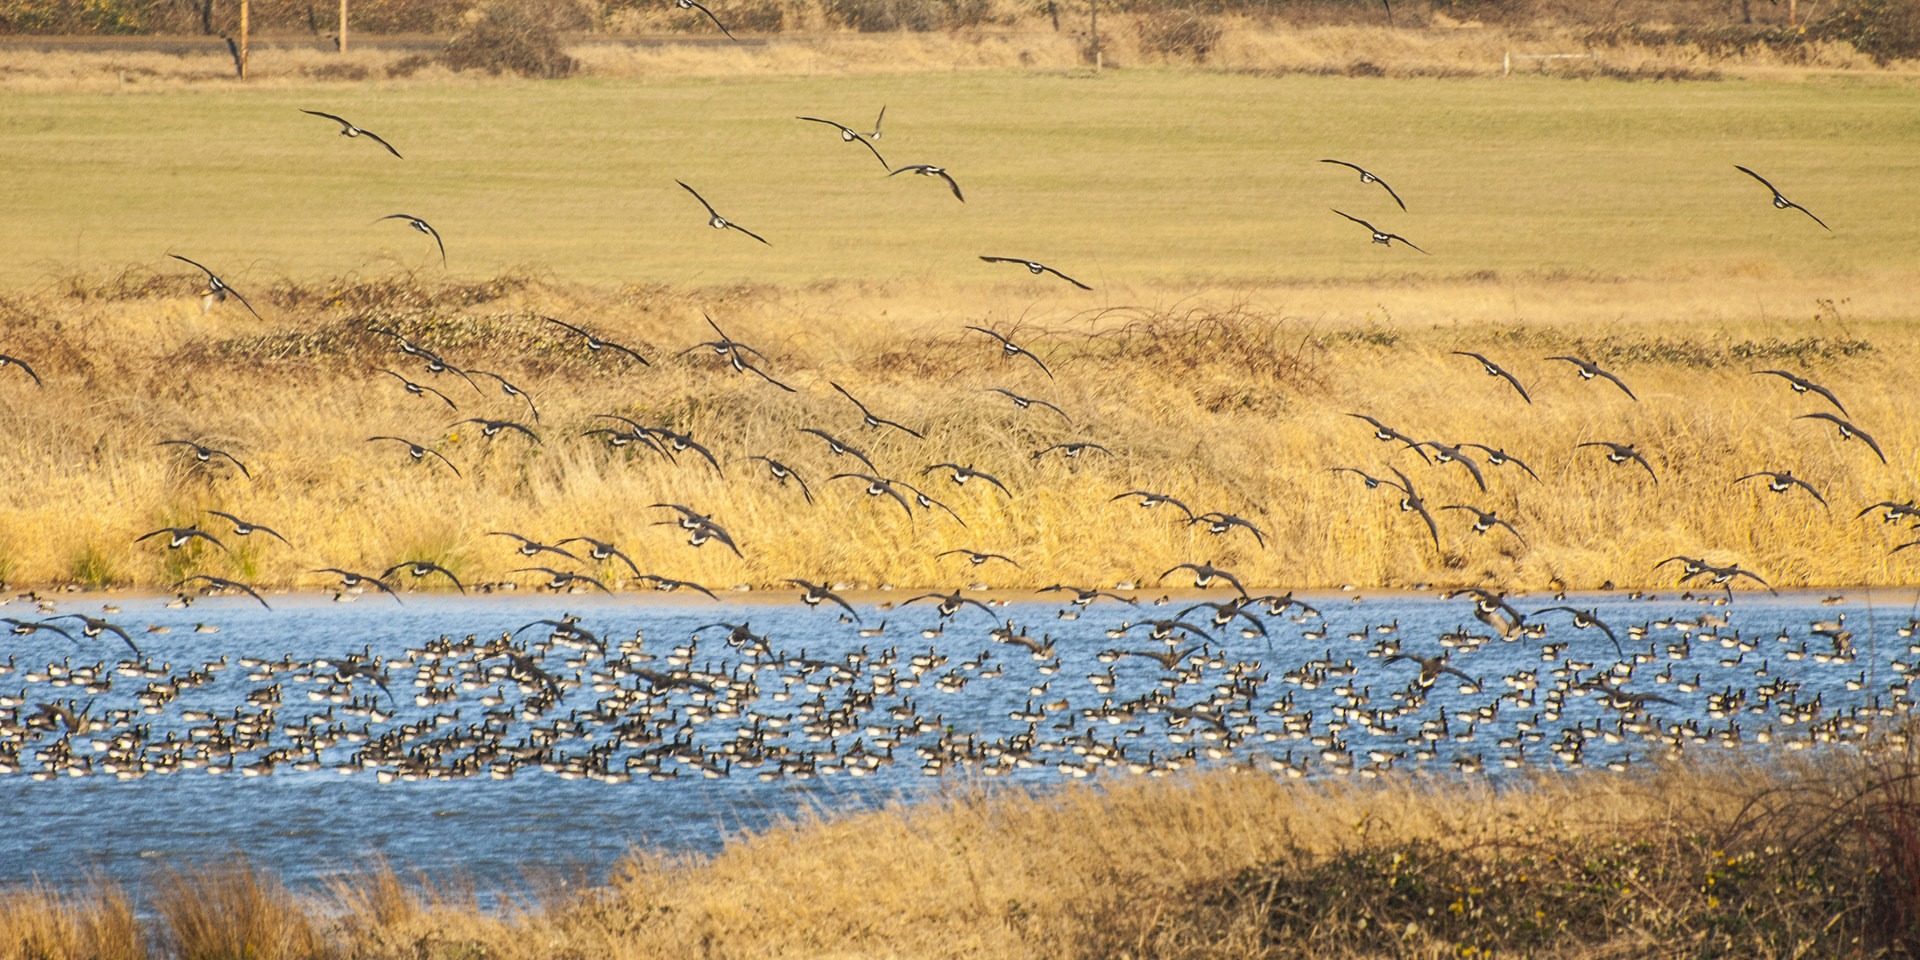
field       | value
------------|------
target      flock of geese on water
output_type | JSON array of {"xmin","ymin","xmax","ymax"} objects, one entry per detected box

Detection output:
[{"xmin": 1, "ymin": 100, "xmax": 1913, "ymax": 790}]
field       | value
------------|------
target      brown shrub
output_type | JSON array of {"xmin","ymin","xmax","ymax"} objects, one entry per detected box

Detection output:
[
  {"xmin": 1136, "ymin": 8, "xmax": 1222, "ymax": 61},
  {"xmin": 443, "ymin": 2, "xmax": 580, "ymax": 79}
]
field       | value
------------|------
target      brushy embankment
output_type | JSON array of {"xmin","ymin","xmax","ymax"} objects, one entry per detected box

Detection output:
[
  {"xmin": 8, "ymin": 741, "xmax": 1920, "ymax": 958},
  {"xmin": 0, "ymin": 271, "xmax": 1913, "ymax": 596}
]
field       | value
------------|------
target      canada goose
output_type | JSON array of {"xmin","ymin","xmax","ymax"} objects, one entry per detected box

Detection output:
[
  {"xmin": 1383, "ymin": 653, "xmax": 1474, "ymax": 689},
  {"xmin": 311, "ymin": 568, "xmax": 403, "ymax": 603},
  {"xmin": 4, "ymin": 617, "xmax": 75, "ymax": 640},
  {"xmin": 1318, "ymin": 158, "xmax": 1406, "ymax": 209},
  {"xmin": 376, "ymin": 214, "xmax": 445, "ymax": 266},
  {"xmin": 1796, "ymin": 413, "xmax": 1887, "ymax": 465},
  {"xmin": 936, "ymin": 548, "xmax": 1021, "ymax": 568},
  {"xmin": 831, "ymin": 382, "xmax": 923, "ymax": 438},
  {"xmin": 1417, "ymin": 440, "xmax": 1489, "ymax": 491},
  {"xmin": 923, "ymin": 463, "xmax": 1011, "ymax": 497},
  {"xmin": 300, "ymin": 109, "xmax": 402, "ymax": 157},
  {"xmin": 453, "ymin": 417, "xmax": 540, "ymax": 445},
  {"xmin": 895, "ymin": 479, "xmax": 969, "ymax": 526},
  {"xmin": 1346, "ymin": 414, "xmax": 1431, "ymax": 462},
  {"xmin": 983, "ymin": 387, "xmax": 1071, "ymax": 422},
  {"xmin": 0, "ymin": 354, "xmax": 41, "ymax": 386},
  {"xmin": 379, "ymin": 369, "xmax": 457, "ymax": 409},
  {"xmin": 1037, "ymin": 584, "xmax": 1137, "ymax": 606},
  {"xmin": 467, "ymin": 369, "xmax": 541, "ymax": 420},
  {"xmin": 1110, "ymin": 490, "xmax": 1195, "ymax": 520},
  {"xmin": 633, "ymin": 574, "xmax": 720, "ymax": 600},
  {"xmin": 1330, "ymin": 466, "xmax": 1399, "ymax": 490},
  {"xmin": 963, "ymin": 326, "xmax": 1053, "ymax": 379},
  {"xmin": 1332, "ymin": 209, "xmax": 1426, "ymax": 253},
  {"xmin": 795, "ymin": 116, "xmax": 888, "ymax": 168},
  {"xmin": 740, "ymin": 455, "xmax": 815, "ymax": 504},
  {"xmin": 1457, "ymin": 444, "xmax": 1540, "ymax": 481},
  {"xmin": 134, "ymin": 526, "xmax": 230, "ymax": 552},
  {"xmin": 1031, "ymin": 441, "xmax": 1111, "ymax": 460},
  {"xmin": 1184, "ymin": 512, "xmax": 1267, "ymax": 548},
  {"xmin": 545, "ymin": 316, "xmax": 650, "ymax": 366},
  {"xmin": 1530, "ymin": 607, "xmax": 1623, "ymax": 657},
  {"xmin": 1438, "ymin": 505, "xmax": 1526, "ymax": 544},
  {"xmin": 488, "ymin": 531, "xmax": 579, "ymax": 561},
  {"xmin": 513, "ymin": 567, "xmax": 613, "ymax": 595},
  {"xmin": 827, "ymin": 472, "xmax": 915, "ymax": 520},
  {"xmin": 799, "ymin": 427, "xmax": 878, "ymax": 472},
  {"xmin": 49, "ymin": 614, "xmax": 141, "ymax": 658},
  {"xmin": 366, "ymin": 436, "xmax": 461, "ymax": 476},
  {"xmin": 169, "ymin": 253, "xmax": 265, "ymax": 319},
  {"xmin": 174, "ymin": 574, "xmax": 272, "ymax": 609},
  {"xmin": 380, "ymin": 560, "xmax": 465, "ymax": 594},
  {"xmin": 674, "ymin": 0, "xmax": 737, "ymax": 38},
  {"xmin": 978, "ymin": 257, "xmax": 1092, "ymax": 290},
  {"xmin": 1451, "ymin": 351, "xmax": 1531, "ymax": 404},
  {"xmin": 677, "ymin": 180, "xmax": 768, "ymax": 244},
  {"xmin": 1546, "ymin": 355, "xmax": 1637, "ymax": 400},
  {"xmin": 156, "ymin": 439, "xmax": 252, "ymax": 479},
  {"xmin": 1386, "ymin": 467, "xmax": 1441, "ymax": 550},
  {"xmin": 901, "ymin": 590, "xmax": 997, "ymax": 621},
  {"xmin": 1577, "ymin": 441, "xmax": 1658, "ymax": 483},
  {"xmin": 889, "ymin": 164, "xmax": 964, "ymax": 202},
  {"xmin": 1755, "ymin": 370, "xmax": 1846, "ymax": 416},
  {"xmin": 652, "ymin": 427, "xmax": 722, "ymax": 473},
  {"xmin": 1732, "ymin": 471, "xmax": 1829, "ymax": 510},
  {"xmin": 1159, "ymin": 561, "xmax": 1247, "ymax": 596},
  {"xmin": 785, "ymin": 579, "xmax": 861, "ymax": 621},
  {"xmin": 1857, "ymin": 500, "xmax": 1920, "ymax": 524},
  {"xmin": 1733, "ymin": 165, "xmax": 1830, "ymax": 232}
]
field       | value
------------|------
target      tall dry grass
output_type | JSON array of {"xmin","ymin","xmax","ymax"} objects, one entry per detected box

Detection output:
[
  {"xmin": 0, "ymin": 272, "xmax": 1913, "ymax": 594},
  {"xmin": 9, "ymin": 739, "xmax": 1920, "ymax": 958}
]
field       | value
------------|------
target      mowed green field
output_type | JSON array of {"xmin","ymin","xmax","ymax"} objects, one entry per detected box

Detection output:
[{"xmin": 1, "ymin": 70, "xmax": 1917, "ymax": 290}]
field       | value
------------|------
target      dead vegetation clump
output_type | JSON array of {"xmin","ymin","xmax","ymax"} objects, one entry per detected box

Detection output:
[{"xmin": 442, "ymin": 2, "xmax": 581, "ymax": 78}]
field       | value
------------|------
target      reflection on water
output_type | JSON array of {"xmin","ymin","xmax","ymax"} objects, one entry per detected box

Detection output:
[{"xmin": 2, "ymin": 589, "xmax": 1915, "ymax": 895}]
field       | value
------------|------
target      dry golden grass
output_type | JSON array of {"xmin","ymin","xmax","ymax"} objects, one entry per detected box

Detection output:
[
  {"xmin": 9, "ymin": 740, "xmax": 1920, "ymax": 958},
  {"xmin": 0, "ymin": 272, "xmax": 1913, "ymax": 594}
]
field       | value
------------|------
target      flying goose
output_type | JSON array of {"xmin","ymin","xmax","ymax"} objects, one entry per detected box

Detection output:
[
  {"xmin": 545, "ymin": 316, "xmax": 650, "ymax": 366},
  {"xmin": 1318, "ymin": 159, "xmax": 1406, "ymax": 210},
  {"xmin": 979, "ymin": 257, "xmax": 1091, "ymax": 290},
  {"xmin": 1732, "ymin": 470, "xmax": 1829, "ymax": 510},
  {"xmin": 205, "ymin": 510, "xmax": 292, "ymax": 545},
  {"xmin": 1796, "ymin": 413, "xmax": 1886, "ymax": 464},
  {"xmin": 1755, "ymin": 369, "xmax": 1846, "ymax": 415},
  {"xmin": 889, "ymin": 164, "xmax": 964, "ymax": 202},
  {"xmin": 156, "ymin": 439, "xmax": 253, "ymax": 478},
  {"xmin": 0, "ymin": 354, "xmax": 41, "ymax": 386},
  {"xmin": 1546, "ymin": 355, "xmax": 1636, "ymax": 400},
  {"xmin": 1451, "ymin": 351, "xmax": 1531, "ymax": 404},
  {"xmin": 677, "ymin": 180, "xmax": 769, "ymax": 245},
  {"xmin": 832, "ymin": 382, "xmax": 923, "ymax": 438},
  {"xmin": 1577, "ymin": 441, "xmax": 1658, "ymax": 483},
  {"xmin": 1734, "ymin": 165, "xmax": 1830, "ymax": 232},
  {"xmin": 741, "ymin": 455, "xmax": 814, "ymax": 504},
  {"xmin": 795, "ymin": 116, "xmax": 888, "ymax": 168},
  {"xmin": 380, "ymin": 369, "xmax": 457, "ymax": 409},
  {"xmin": 674, "ymin": 0, "xmax": 737, "ymax": 39},
  {"xmin": 366, "ymin": 436, "xmax": 461, "ymax": 476},
  {"xmin": 300, "ymin": 109, "xmax": 402, "ymax": 158},
  {"xmin": 174, "ymin": 574, "xmax": 272, "ymax": 609},
  {"xmin": 1332, "ymin": 209, "xmax": 1426, "ymax": 253},
  {"xmin": 377, "ymin": 214, "xmax": 445, "ymax": 266}
]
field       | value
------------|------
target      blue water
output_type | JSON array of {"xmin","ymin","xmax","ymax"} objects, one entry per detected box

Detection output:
[{"xmin": 1, "ymin": 588, "xmax": 1914, "ymax": 896}]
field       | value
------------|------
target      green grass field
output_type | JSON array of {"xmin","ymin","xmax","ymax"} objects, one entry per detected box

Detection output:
[{"xmin": 2, "ymin": 71, "xmax": 1917, "ymax": 290}]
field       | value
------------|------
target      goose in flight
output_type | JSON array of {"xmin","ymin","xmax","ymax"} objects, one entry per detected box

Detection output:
[
  {"xmin": 1733, "ymin": 470, "xmax": 1829, "ymax": 511},
  {"xmin": 795, "ymin": 116, "xmax": 888, "ymax": 168},
  {"xmin": 366, "ymin": 436, "xmax": 462, "ymax": 476},
  {"xmin": 206, "ymin": 510, "xmax": 293, "ymax": 545},
  {"xmin": 1387, "ymin": 467, "xmax": 1441, "ymax": 549},
  {"xmin": 979, "ymin": 257, "xmax": 1092, "ymax": 290},
  {"xmin": 300, "ymin": 109, "xmax": 402, "ymax": 158},
  {"xmin": 1111, "ymin": 490, "xmax": 1195, "ymax": 520},
  {"xmin": 1546, "ymin": 355, "xmax": 1636, "ymax": 400},
  {"xmin": 1577, "ymin": 441, "xmax": 1658, "ymax": 483},
  {"xmin": 169, "ymin": 254, "xmax": 262, "ymax": 319},
  {"xmin": 674, "ymin": 0, "xmax": 737, "ymax": 40},
  {"xmin": 785, "ymin": 579, "xmax": 861, "ymax": 621},
  {"xmin": 0, "ymin": 354, "xmax": 41, "ymax": 386},
  {"xmin": 1734, "ymin": 165, "xmax": 1830, "ymax": 232},
  {"xmin": 1332, "ymin": 209, "xmax": 1426, "ymax": 253},
  {"xmin": 380, "ymin": 369, "xmax": 457, "ymax": 409},
  {"xmin": 1438, "ymin": 504, "xmax": 1526, "ymax": 544},
  {"xmin": 889, "ymin": 164, "xmax": 964, "ymax": 202},
  {"xmin": 1185, "ymin": 512, "xmax": 1267, "ymax": 548},
  {"xmin": 1530, "ymin": 606, "xmax": 1623, "ymax": 657},
  {"xmin": 1032, "ymin": 441, "xmax": 1110, "ymax": 460},
  {"xmin": 312, "ymin": 568, "xmax": 403, "ymax": 603},
  {"xmin": 175, "ymin": 574, "xmax": 272, "ymax": 609},
  {"xmin": 923, "ymin": 462, "xmax": 1011, "ymax": 497},
  {"xmin": 488, "ymin": 531, "xmax": 579, "ymax": 561},
  {"xmin": 937, "ymin": 548, "xmax": 1021, "ymax": 568},
  {"xmin": 1159, "ymin": 561, "xmax": 1247, "ymax": 596},
  {"xmin": 828, "ymin": 472, "xmax": 916, "ymax": 520},
  {"xmin": 1318, "ymin": 159, "xmax": 1406, "ymax": 211},
  {"xmin": 1451, "ymin": 351, "xmax": 1531, "ymax": 404},
  {"xmin": 800, "ymin": 427, "xmax": 879, "ymax": 473},
  {"xmin": 157, "ymin": 439, "xmax": 253, "ymax": 478},
  {"xmin": 381, "ymin": 560, "xmax": 465, "ymax": 594},
  {"xmin": 556, "ymin": 536, "xmax": 642, "ymax": 576},
  {"xmin": 964, "ymin": 325, "xmax": 1052, "ymax": 378},
  {"xmin": 377, "ymin": 214, "xmax": 445, "ymax": 265},
  {"xmin": 50, "ymin": 614, "xmax": 142, "ymax": 658},
  {"xmin": 546, "ymin": 316, "xmax": 650, "ymax": 366},
  {"xmin": 677, "ymin": 181, "xmax": 769, "ymax": 245},
  {"xmin": 741, "ymin": 455, "xmax": 814, "ymax": 504},
  {"xmin": 985, "ymin": 387, "xmax": 1071, "ymax": 422},
  {"xmin": 1458, "ymin": 443, "xmax": 1540, "ymax": 481},
  {"xmin": 452, "ymin": 417, "xmax": 541, "ymax": 444},
  {"xmin": 1346, "ymin": 413, "xmax": 1431, "ymax": 462},
  {"xmin": 1755, "ymin": 370, "xmax": 1846, "ymax": 415},
  {"xmin": 1796, "ymin": 413, "xmax": 1887, "ymax": 464},
  {"xmin": 832, "ymin": 382, "xmax": 924, "ymax": 438}
]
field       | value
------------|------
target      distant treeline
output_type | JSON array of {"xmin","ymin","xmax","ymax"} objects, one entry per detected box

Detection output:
[{"xmin": 1, "ymin": 0, "xmax": 1913, "ymax": 64}]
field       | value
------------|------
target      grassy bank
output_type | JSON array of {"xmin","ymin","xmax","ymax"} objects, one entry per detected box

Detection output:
[{"xmin": 6, "ymin": 743, "xmax": 1920, "ymax": 959}]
